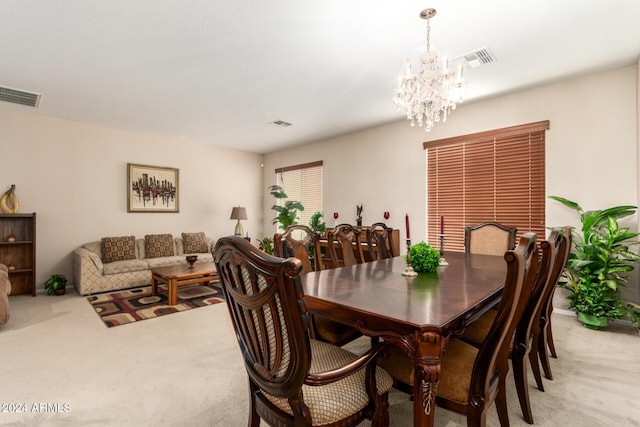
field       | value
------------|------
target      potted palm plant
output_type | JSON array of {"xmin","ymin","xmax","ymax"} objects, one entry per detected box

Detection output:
[
  {"xmin": 268, "ymin": 185, "xmax": 304, "ymax": 231},
  {"xmin": 549, "ymin": 196, "xmax": 640, "ymax": 329}
]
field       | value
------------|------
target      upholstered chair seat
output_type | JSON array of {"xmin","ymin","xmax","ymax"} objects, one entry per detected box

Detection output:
[{"xmin": 264, "ymin": 339, "xmax": 393, "ymax": 425}]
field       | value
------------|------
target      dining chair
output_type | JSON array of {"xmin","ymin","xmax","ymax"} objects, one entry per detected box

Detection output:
[
  {"xmin": 274, "ymin": 225, "xmax": 323, "ymax": 273},
  {"xmin": 274, "ymin": 225, "xmax": 362, "ymax": 347},
  {"xmin": 534, "ymin": 226, "xmax": 572, "ymax": 382},
  {"xmin": 378, "ymin": 232, "xmax": 539, "ymax": 427},
  {"xmin": 465, "ymin": 221, "xmax": 517, "ymax": 256},
  {"xmin": 213, "ymin": 236, "xmax": 393, "ymax": 427},
  {"xmin": 366, "ymin": 223, "xmax": 395, "ymax": 261},
  {"xmin": 327, "ymin": 223, "xmax": 365, "ymax": 267},
  {"xmin": 460, "ymin": 229, "xmax": 568, "ymax": 424}
]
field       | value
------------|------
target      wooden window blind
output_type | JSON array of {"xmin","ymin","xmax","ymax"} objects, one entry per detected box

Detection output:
[
  {"xmin": 424, "ymin": 121, "xmax": 548, "ymax": 252},
  {"xmin": 275, "ymin": 161, "xmax": 323, "ymax": 229}
]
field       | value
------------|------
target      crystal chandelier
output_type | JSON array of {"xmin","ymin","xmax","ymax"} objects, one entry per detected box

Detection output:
[{"xmin": 393, "ymin": 8, "xmax": 466, "ymax": 132}]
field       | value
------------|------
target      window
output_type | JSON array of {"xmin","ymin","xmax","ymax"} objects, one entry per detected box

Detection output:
[
  {"xmin": 275, "ymin": 161, "xmax": 323, "ymax": 229},
  {"xmin": 424, "ymin": 121, "xmax": 548, "ymax": 252}
]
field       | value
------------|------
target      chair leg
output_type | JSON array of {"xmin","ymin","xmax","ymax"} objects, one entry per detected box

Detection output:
[
  {"xmin": 537, "ymin": 330, "xmax": 554, "ymax": 380},
  {"xmin": 370, "ymin": 392, "xmax": 390, "ymax": 427},
  {"xmin": 248, "ymin": 385, "xmax": 260, "ymax": 427},
  {"xmin": 546, "ymin": 318, "xmax": 558, "ymax": 358},
  {"xmin": 495, "ymin": 376, "xmax": 510, "ymax": 427},
  {"xmin": 545, "ymin": 300, "xmax": 558, "ymax": 359},
  {"xmin": 512, "ymin": 350, "xmax": 534, "ymax": 424},
  {"xmin": 529, "ymin": 340, "xmax": 545, "ymax": 392}
]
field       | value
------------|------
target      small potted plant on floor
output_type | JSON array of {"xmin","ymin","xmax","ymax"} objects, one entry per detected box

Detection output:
[
  {"xmin": 45, "ymin": 274, "xmax": 68, "ymax": 296},
  {"xmin": 549, "ymin": 196, "xmax": 640, "ymax": 329}
]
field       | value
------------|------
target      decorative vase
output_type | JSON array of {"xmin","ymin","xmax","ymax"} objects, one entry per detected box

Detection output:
[
  {"xmin": 577, "ymin": 311, "xmax": 608, "ymax": 330},
  {"xmin": 186, "ymin": 255, "xmax": 198, "ymax": 268}
]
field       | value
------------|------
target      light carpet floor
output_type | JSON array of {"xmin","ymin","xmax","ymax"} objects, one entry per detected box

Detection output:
[{"xmin": 1, "ymin": 289, "xmax": 639, "ymax": 426}]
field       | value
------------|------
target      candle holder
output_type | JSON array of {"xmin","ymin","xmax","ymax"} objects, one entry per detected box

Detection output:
[
  {"xmin": 439, "ymin": 234, "xmax": 449, "ymax": 266},
  {"xmin": 402, "ymin": 238, "xmax": 418, "ymax": 277}
]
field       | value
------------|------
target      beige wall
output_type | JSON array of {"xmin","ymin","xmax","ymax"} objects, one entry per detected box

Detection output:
[
  {"xmin": 263, "ymin": 64, "xmax": 640, "ymax": 306},
  {"xmin": 0, "ymin": 107, "xmax": 264, "ymax": 290},
  {"xmin": 2, "ymin": 63, "xmax": 638, "ymax": 301}
]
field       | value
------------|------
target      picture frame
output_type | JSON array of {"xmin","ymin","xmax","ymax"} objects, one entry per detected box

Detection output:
[{"xmin": 127, "ymin": 163, "xmax": 179, "ymax": 213}]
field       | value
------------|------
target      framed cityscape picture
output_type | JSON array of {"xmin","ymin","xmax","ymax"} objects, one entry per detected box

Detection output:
[{"xmin": 127, "ymin": 163, "xmax": 179, "ymax": 212}]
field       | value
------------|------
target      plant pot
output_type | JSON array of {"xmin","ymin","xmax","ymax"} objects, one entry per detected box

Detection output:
[
  {"xmin": 577, "ymin": 311, "xmax": 608, "ymax": 330},
  {"xmin": 54, "ymin": 288, "xmax": 66, "ymax": 296}
]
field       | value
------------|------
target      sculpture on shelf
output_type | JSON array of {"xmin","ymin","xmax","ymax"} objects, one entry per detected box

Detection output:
[
  {"xmin": 0, "ymin": 185, "xmax": 19, "ymax": 214},
  {"xmin": 356, "ymin": 204, "xmax": 363, "ymax": 227}
]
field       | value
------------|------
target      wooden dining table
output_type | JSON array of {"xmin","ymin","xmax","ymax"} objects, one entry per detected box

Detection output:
[{"xmin": 299, "ymin": 252, "xmax": 507, "ymax": 427}]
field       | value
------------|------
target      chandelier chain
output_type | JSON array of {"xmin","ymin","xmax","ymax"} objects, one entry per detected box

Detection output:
[{"xmin": 425, "ymin": 17, "xmax": 431, "ymax": 53}]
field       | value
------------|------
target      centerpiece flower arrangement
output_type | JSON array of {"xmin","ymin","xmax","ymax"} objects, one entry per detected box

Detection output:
[{"xmin": 408, "ymin": 242, "xmax": 441, "ymax": 273}]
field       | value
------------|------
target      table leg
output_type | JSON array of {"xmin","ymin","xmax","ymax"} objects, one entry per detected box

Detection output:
[
  {"xmin": 412, "ymin": 332, "xmax": 445, "ymax": 427},
  {"xmin": 168, "ymin": 278, "xmax": 178, "ymax": 306},
  {"xmin": 151, "ymin": 274, "xmax": 158, "ymax": 296}
]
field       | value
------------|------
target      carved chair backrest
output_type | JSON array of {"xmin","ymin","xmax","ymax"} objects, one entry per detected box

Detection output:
[
  {"xmin": 213, "ymin": 236, "xmax": 312, "ymax": 407},
  {"xmin": 514, "ymin": 230, "xmax": 561, "ymax": 351},
  {"xmin": 366, "ymin": 223, "xmax": 395, "ymax": 260},
  {"xmin": 536, "ymin": 226, "xmax": 572, "ymax": 335},
  {"xmin": 470, "ymin": 232, "xmax": 539, "ymax": 408},
  {"xmin": 327, "ymin": 223, "xmax": 364, "ymax": 267},
  {"xmin": 274, "ymin": 225, "xmax": 323, "ymax": 274}
]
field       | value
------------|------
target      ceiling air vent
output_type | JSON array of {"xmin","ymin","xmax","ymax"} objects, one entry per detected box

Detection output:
[
  {"xmin": 271, "ymin": 120, "xmax": 292, "ymax": 127},
  {"xmin": 455, "ymin": 46, "xmax": 497, "ymax": 69},
  {"xmin": 0, "ymin": 86, "xmax": 41, "ymax": 107}
]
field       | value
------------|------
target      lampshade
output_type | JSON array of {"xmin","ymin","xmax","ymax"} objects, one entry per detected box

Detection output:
[
  {"xmin": 230, "ymin": 207, "xmax": 248, "ymax": 220},
  {"xmin": 230, "ymin": 206, "xmax": 248, "ymax": 236}
]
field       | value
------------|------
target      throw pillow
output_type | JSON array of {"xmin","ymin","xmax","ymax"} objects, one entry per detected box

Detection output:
[
  {"xmin": 145, "ymin": 234, "xmax": 175, "ymax": 258},
  {"xmin": 101, "ymin": 236, "xmax": 136, "ymax": 264},
  {"xmin": 182, "ymin": 232, "xmax": 208, "ymax": 254}
]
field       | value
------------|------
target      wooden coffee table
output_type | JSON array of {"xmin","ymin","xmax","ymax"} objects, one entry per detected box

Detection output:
[{"xmin": 150, "ymin": 262, "xmax": 218, "ymax": 306}]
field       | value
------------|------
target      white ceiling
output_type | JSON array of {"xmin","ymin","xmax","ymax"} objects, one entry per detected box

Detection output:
[{"xmin": 1, "ymin": 0, "xmax": 639, "ymax": 153}]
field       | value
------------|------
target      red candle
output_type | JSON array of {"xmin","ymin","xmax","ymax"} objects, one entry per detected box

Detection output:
[
  {"xmin": 440, "ymin": 215, "xmax": 444, "ymax": 234},
  {"xmin": 405, "ymin": 213, "xmax": 411, "ymax": 239}
]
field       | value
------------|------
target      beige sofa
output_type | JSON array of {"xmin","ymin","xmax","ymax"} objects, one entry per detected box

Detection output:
[
  {"xmin": 1, "ymin": 263, "xmax": 10, "ymax": 325},
  {"xmin": 73, "ymin": 233, "xmax": 215, "ymax": 295}
]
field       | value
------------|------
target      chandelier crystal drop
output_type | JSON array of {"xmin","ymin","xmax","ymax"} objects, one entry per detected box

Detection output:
[{"xmin": 393, "ymin": 8, "xmax": 466, "ymax": 132}]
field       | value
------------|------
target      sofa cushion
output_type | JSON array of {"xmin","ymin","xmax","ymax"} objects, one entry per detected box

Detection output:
[
  {"xmin": 101, "ymin": 236, "xmax": 136, "ymax": 264},
  {"xmin": 145, "ymin": 234, "xmax": 175, "ymax": 258},
  {"xmin": 182, "ymin": 232, "xmax": 208, "ymax": 254},
  {"xmin": 146, "ymin": 255, "xmax": 188, "ymax": 268},
  {"xmin": 103, "ymin": 259, "xmax": 150, "ymax": 276}
]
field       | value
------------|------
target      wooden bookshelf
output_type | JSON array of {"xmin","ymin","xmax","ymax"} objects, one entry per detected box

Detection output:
[{"xmin": 0, "ymin": 213, "xmax": 36, "ymax": 296}]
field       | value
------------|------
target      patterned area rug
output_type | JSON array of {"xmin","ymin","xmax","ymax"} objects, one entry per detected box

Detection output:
[{"xmin": 87, "ymin": 282, "xmax": 225, "ymax": 328}]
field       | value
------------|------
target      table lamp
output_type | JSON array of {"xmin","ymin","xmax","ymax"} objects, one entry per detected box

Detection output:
[{"xmin": 230, "ymin": 206, "xmax": 248, "ymax": 236}]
